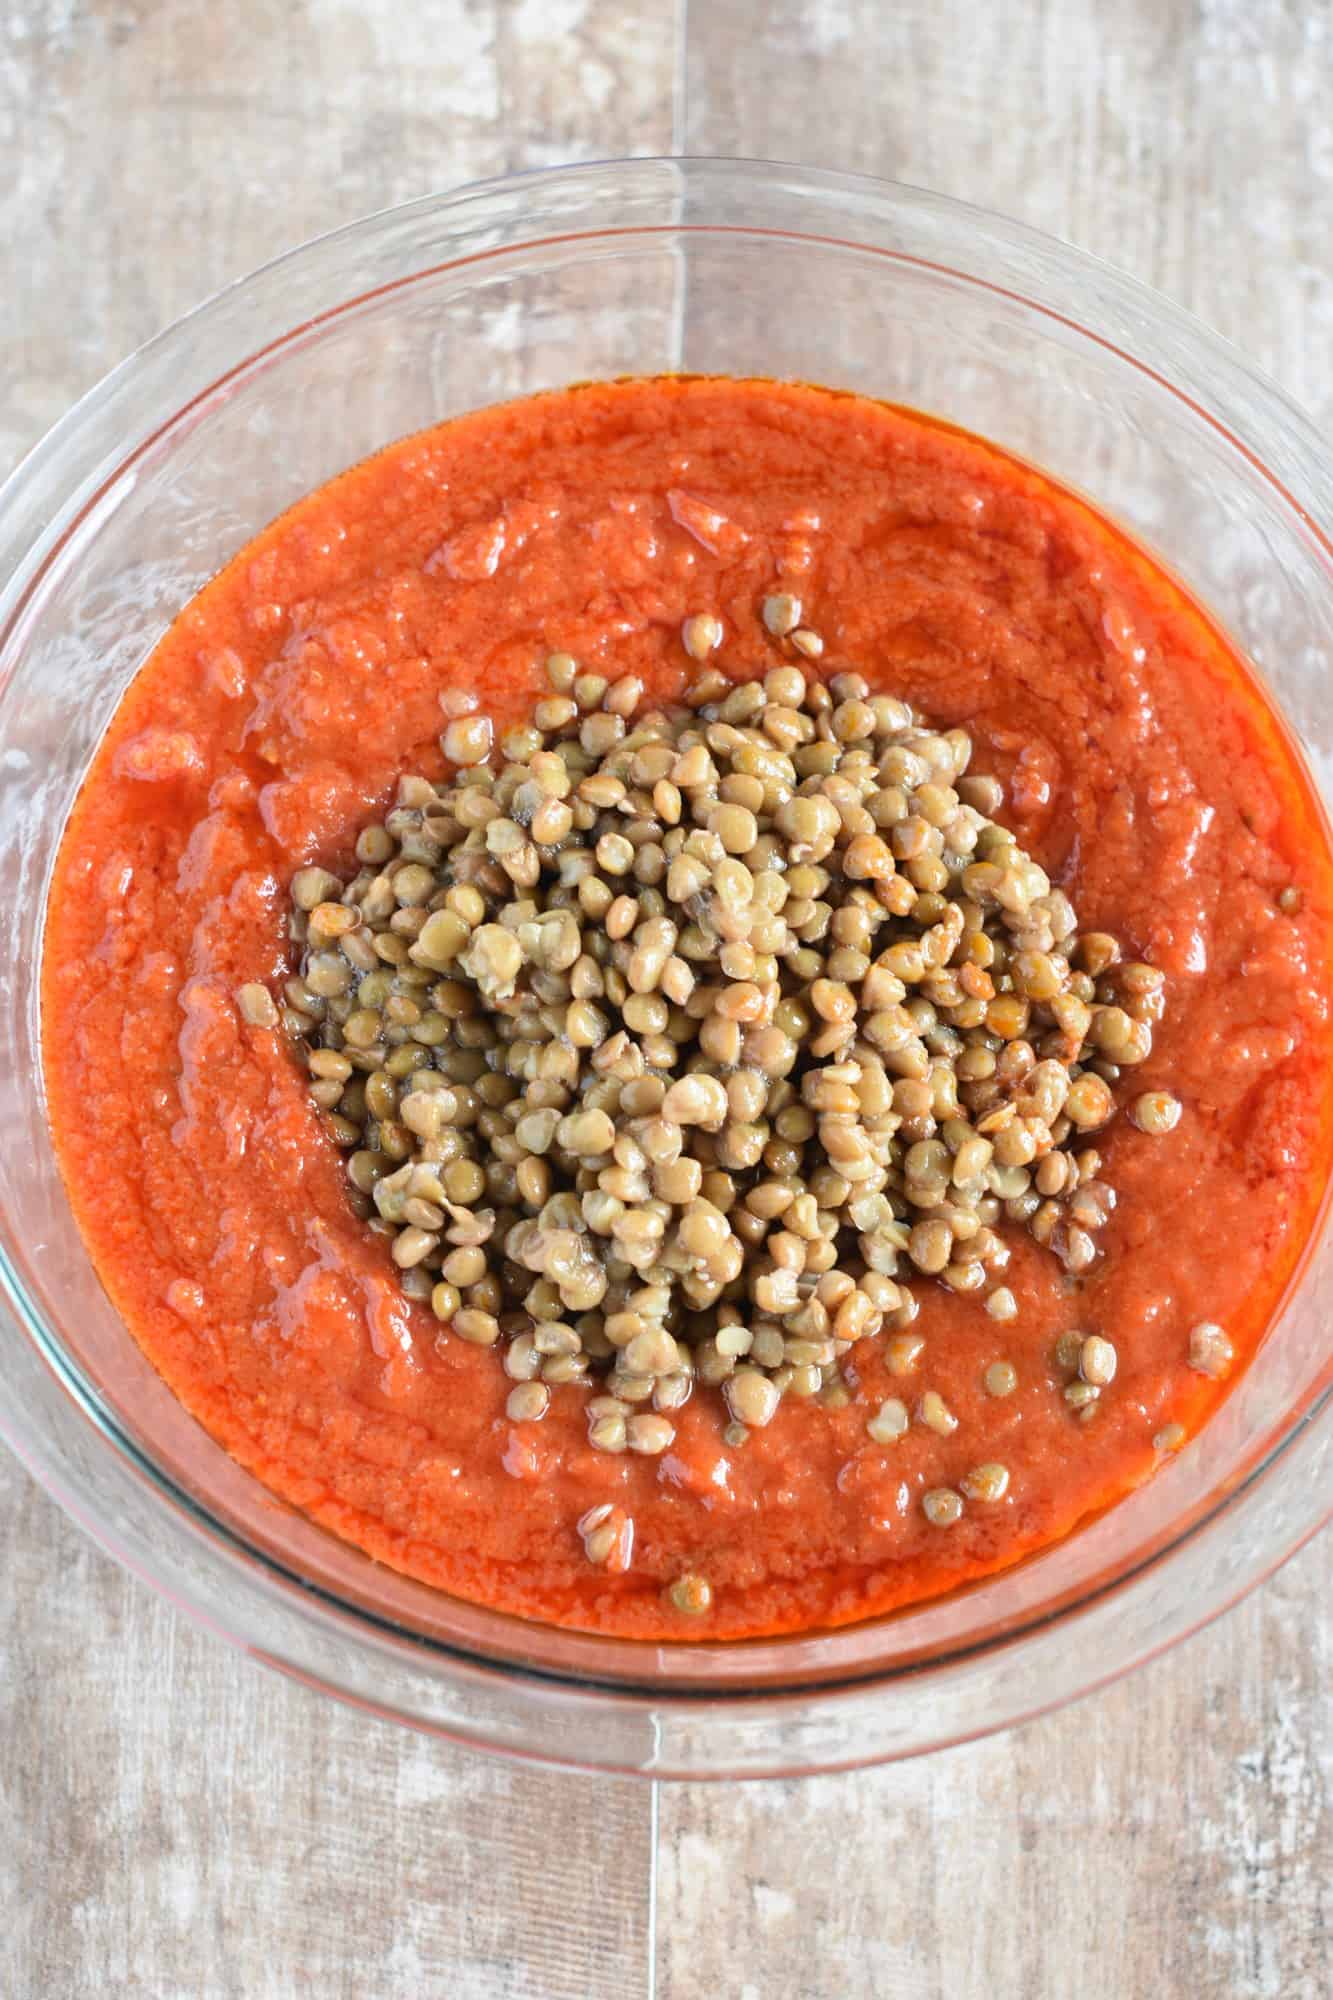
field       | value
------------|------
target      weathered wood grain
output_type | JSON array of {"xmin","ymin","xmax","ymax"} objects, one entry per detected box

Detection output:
[
  {"xmin": 0, "ymin": 0, "xmax": 682, "ymax": 472},
  {"xmin": 1, "ymin": 1447, "xmax": 655, "ymax": 2000},
  {"xmin": 2, "ymin": 2, "xmax": 1329, "ymax": 1996},
  {"xmin": 657, "ymin": 1536, "xmax": 1330, "ymax": 2000},
  {"xmin": 682, "ymin": 0, "xmax": 1333, "ymax": 428}
]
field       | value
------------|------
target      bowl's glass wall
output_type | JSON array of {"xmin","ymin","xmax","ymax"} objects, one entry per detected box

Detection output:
[{"xmin": 0, "ymin": 161, "xmax": 1329, "ymax": 1774}]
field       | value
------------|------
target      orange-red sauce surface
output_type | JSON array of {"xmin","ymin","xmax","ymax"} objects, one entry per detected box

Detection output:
[{"xmin": 42, "ymin": 378, "xmax": 1333, "ymax": 1639}]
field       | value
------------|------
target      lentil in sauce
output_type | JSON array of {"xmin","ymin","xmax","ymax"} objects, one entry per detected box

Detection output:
[{"xmin": 42, "ymin": 378, "xmax": 1333, "ymax": 1638}]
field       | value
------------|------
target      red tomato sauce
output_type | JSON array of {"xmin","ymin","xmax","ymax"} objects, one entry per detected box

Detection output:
[{"xmin": 41, "ymin": 378, "xmax": 1333, "ymax": 1639}]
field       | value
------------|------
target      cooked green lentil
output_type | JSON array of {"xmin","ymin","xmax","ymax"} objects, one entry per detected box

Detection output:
[
  {"xmin": 1188, "ymin": 1321, "xmax": 1234, "ymax": 1379},
  {"xmin": 1078, "ymin": 1333, "xmax": 1118, "ymax": 1387},
  {"xmin": 984, "ymin": 1359, "xmax": 1018, "ymax": 1398},
  {"xmin": 866, "ymin": 1396, "xmax": 910, "ymax": 1444},
  {"xmin": 960, "ymin": 1461, "xmax": 1010, "ymax": 1502},
  {"xmin": 922, "ymin": 1487, "xmax": 964, "ymax": 1527},
  {"xmin": 1129, "ymin": 1089, "xmax": 1182, "ymax": 1136},
  {"xmin": 668, "ymin": 1572, "xmax": 714, "ymax": 1615},
  {"xmin": 236, "ymin": 981, "xmax": 280, "ymax": 1029},
  {"xmin": 885, "ymin": 1333, "xmax": 926, "ymax": 1375},
  {"xmin": 917, "ymin": 1389, "xmax": 958, "ymax": 1436},
  {"xmin": 276, "ymin": 622, "xmax": 1177, "ymax": 1546}
]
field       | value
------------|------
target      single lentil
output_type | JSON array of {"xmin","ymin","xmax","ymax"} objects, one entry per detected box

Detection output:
[
  {"xmin": 682, "ymin": 613, "xmax": 724, "ymax": 660},
  {"xmin": 922, "ymin": 1488, "xmax": 964, "ymax": 1527},
  {"xmin": 1188, "ymin": 1321, "xmax": 1234, "ymax": 1379},
  {"xmin": 668, "ymin": 1572, "xmax": 713, "ymax": 1615},
  {"xmin": 1079, "ymin": 1334, "xmax": 1118, "ymax": 1387},
  {"xmin": 1129, "ymin": 1090, "xmax": 1182, "ymax": 1136},
  {"xmin": 984, "ymin": 1360, "xmax": 1018, "ymax": 1398},
  {"xmin": 960, "ymin": 1462, "xmax": 1010, "ymax": 1502},
  {"xmin": 866, "ymin": 1397, "xmax": 910, "ymax": 1444},
  {"xmin": 917, "ymin": 1389, "xmax": 958, "ymax": 1436}
]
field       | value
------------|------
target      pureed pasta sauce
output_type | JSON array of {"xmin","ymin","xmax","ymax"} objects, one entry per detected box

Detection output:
[{"xmin": 42, "ymin": 378, "xmax": 1333, "ymax": 1639}]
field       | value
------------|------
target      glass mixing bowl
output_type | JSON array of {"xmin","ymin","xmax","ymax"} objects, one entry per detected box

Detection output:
[{"xmin": 1, "ymin": 158, "xmax": 1330, "ymax": 1778}]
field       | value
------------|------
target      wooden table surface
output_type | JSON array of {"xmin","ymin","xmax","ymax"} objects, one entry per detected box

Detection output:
[{"xmin": 2, "ymin": 4, "xmax": 1329, "ymax": 1995}]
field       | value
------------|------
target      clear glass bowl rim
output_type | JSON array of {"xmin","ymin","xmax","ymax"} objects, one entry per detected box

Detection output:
[{"xmin": 1, "ymin": 154, "xmax": 1330, "ymax": 1777}]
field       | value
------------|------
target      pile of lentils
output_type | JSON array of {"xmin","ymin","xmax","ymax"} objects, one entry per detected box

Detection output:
[{"xmin": 245, "ymin": 597, "xmax": 1207, "ymax": 1562}]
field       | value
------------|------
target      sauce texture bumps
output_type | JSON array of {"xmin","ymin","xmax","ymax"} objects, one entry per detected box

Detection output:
[{"xmin": 43, "ymin": 378, "xmax": 1333, "ymax": 1640}]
